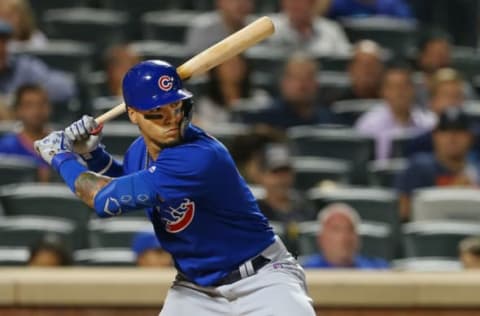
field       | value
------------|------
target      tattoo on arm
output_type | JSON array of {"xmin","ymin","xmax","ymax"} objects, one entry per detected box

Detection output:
[{"xmin": 74, "ymin": 171, "xmax": 112, "ymax": 208}]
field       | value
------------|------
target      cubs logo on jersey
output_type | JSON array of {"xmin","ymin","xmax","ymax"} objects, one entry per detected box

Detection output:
[
  {"xmin": 159, "ymin": 198, "xmax": 195, "ymax": 233},
  {"xmin": 158, "ymin": 75, "xmax": 174, "ymax": 91}
]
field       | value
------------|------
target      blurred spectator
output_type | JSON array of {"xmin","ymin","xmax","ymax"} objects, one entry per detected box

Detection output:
[
  {"xmin": 0, "ymin": 0, "xmax": 47, "ymax": 51},
  {"xmin": 0, "ymin": 18, "xmax": 76, "ymax": 106},
  {"xmin": 459, "ymin": 236, "xmax": 480, "ymax": 269},
  {"xmin": 267, "ymin": 0, "xmax": 351, "ymax": 56},
  {"xmin": 229, "ymin": 126, "xmax": 286, "ymax": 184},
  {"xmin": 302, "ymin": 203, "xmax": 389, "ymax": 269},
  {"xmin": 317, "ymin": 0, "xmax": 413, "ymax": 19},
  {"xmin": 194, "ymin": 55, "xmax": 271, "ymax": 127},
  {"xmin": 0, "ymin": 84, "xmax": 52, "ymax": 181},
  {"xmin": 335, "ymin": 40, "xmax": 385, "ymax": 102},
  {"xmin": 132, "ymin": 231, "xmax": 172, "ymax": 267},
  {"xmin": 355, "ymin": 62, "xmax": 434, "ymax": 160},
  {"xmin": 185, "ymin": 0, "xmax": 254, "ymax": 55},
  {"xmin": 406, "ymin": 68, "xmax": 467, "ymax": 156},
  {"xmin": 246, "ymin": 53, "xmax": 336, "ymax": 129},
  {"xmin": 28, "ymin": 234, "xmax": 72, "ymax": 267},
  {"xmin": 396, "ymin": 108, "xmax": 479, "ymax": 220},
  {"xmin": 256, "ymin": 142, "xmax": 316, "ymax": 254},
  {"xmin": 104, "ymin": 44, "xmax": 141, "ymax": 98}
]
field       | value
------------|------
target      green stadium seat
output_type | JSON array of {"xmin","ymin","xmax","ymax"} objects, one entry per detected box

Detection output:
[
  {"xmin": 141, "ymin": 11, "xmax": 196, "ymax": 43},
  {"xmin": 0, "ymin": 216, "xmax": 78, "ymax": 249},
  {"xmin": 101, "ymin": 122, "xmax": 141, "ymax": 156},
  {"xmin": 0, "ymin": 155, "xmax": 38, "ymax": 185},
  {"xmin": 74, "ymin": 248, "xmax": 135, "ymax": 266},
  {"xmin": 367, "ymin": 158, "xmax": 407, "ymax": 188},
  {"xmin": 0, "ymin": 183, "xmax": 92, "ymax": 227},
  {"xmin": 88, "ymin": 218, "xmax": 152, "ymax": 248},
  {"xmin": 402, "ymin": 221, "xmax": 480, "ymax": 258},
  {"xmin": 43, "ymin": 8, "xmax": 129, "ymax": 54},
  {"xmin": 130, "ymin": 41, "xmax": 188, "ymax": 68},
  {"xmin": 341, "ymin": 17, "xmax": 417, "ymax": 56},
  {"xmin": 287, "ymin": 126, "xmax": 375, "ymax": 184},
  {"xmin": 0, "ymin": 247, "xmax": 29, "ymax": 266},
  {"xmin": 292, "ymin": 156, "xmax": 351, "ymax": 190},
  {"xmin": 15, "ymin": 40, "xmax": 94, "ymax": 79}
]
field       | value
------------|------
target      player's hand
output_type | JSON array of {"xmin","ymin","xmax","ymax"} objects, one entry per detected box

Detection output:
[
  {"xmin": 34, "ymin": 131, "xmax": 73, "ymax": 166},
  {"xmin": 65, "ymin": 115, "xmax": 103, "ymax": 155}
]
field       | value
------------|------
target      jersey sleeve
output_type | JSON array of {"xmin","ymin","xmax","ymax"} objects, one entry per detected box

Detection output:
[
  {"xmin": 83, "ymin": 146, "xmax": 124, "ymax": 177},
  {"xmin": 93, "ymin": 144, "xmax": 216, "ymax": 217}
]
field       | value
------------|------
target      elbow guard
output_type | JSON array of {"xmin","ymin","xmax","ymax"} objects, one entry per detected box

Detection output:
[{"xmin": 93, "ymin": 173, "xmax": 156, "ymax": 218}]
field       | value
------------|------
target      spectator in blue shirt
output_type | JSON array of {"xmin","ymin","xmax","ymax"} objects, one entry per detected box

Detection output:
[
  {"xmin": 0, "ymin": 18, "xmax": 75, "ymax": 112},
  {"xmin": 396, "ymin": 107, "xmax": 479, "ymax": 220},
  {"xmin": 302, "ymin": 203, "xmax": 390, "ymax": 269},
  {"xmin": 0, "ymin": 83, "xmax": 52, "ymax": 181},
  {"xmin": 132, "ymin": 231, "xmax": 172, "ymax": 267},
  {"xmin": 317, "ymin": 0, "xmax": 413, "ymax": 19},
  {"xmin": 245, "ymin": 53, "xmax": 337, "ymax": 129}
]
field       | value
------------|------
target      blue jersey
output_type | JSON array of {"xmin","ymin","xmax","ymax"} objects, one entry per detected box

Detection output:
[
  {"xmin": 0, "ymin": 132, "xmax": 49, "ymax": 168},
  {"xmin": 93, "ymin": 124, "xmax": 275, "ymax": 286}
]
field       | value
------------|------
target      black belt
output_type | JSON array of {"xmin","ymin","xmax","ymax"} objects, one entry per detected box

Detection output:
[{"xmin": 176, "ymin": 255, "xmax": 271, "ymax": 287}]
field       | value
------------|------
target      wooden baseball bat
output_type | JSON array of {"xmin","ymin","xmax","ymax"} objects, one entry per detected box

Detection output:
[{"xmin": 94, "ymin": 16, "xmax": 275, "ymax": 125}]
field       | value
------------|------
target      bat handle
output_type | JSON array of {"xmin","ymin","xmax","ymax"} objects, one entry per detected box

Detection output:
[{"xmin": 94, "ymin": 103, "xmax": 126, "ymax": 125}]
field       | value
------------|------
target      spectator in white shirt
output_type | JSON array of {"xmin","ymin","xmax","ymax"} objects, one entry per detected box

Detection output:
[
  {"xmin": 355, "ymin": 62, "xmax": 435, "ymax": 160},
  {"xmin": 267, "ymin": 0, "xmax": 351, "ymax": 57}
]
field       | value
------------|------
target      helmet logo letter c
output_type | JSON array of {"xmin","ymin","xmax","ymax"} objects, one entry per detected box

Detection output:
[{"xmin": 158, "ymin": 75, "xmax": 174, "ymax": 91}]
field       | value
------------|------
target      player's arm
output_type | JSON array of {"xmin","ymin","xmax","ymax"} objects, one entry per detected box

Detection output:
[
  {"xmin": 35, "ymin": 130, "xmax": 157, "ymax": 217},
  {"xmin": 65, "ymin": 115, "xmax": 124, "ymax": 177}
]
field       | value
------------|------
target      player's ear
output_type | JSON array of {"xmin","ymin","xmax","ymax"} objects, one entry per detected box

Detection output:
[{"xmin": 127, "ymin": 107, "xmax": 139, "ymax": 125}]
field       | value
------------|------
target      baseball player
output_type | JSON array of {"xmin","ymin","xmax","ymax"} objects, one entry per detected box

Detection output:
[{"xmin": 34, "ymin": 60, "xmax": 315, "ymax": 315}]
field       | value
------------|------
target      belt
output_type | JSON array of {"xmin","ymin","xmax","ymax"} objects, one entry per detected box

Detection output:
[{"xmin": 176, "ymin": 255, "xmax": 271, "ymax": 287}]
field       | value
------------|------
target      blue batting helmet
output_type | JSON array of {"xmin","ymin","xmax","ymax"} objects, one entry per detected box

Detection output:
[{"xmin": 122, "ymin": 60, "xmax": 192, "ymax": 111}]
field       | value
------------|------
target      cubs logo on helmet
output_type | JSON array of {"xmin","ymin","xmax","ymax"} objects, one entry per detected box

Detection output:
[
  {"xmin": 160, "ymin": 198, "xmax": 195, "ymax": 233},
  {"xmin": 158, "ymin": 75, "xmax": 174, "ymax": 92}
]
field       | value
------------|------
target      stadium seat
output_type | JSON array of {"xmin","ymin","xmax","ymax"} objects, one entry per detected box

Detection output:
[
  {"xmin": 101, "ymin": 122, "xmax": 141, "ymax": 156},
  {"xmin": 402, "ymin": 221, "xmax": 480, "ymax": 258},
  {"xmin": 392, "ymin": 257, "xmax": 462, "ymax": 271},
  {"xmin": 130, "ymin": 41, "xmax": 189, "ymax": 68},
  {"xmin": 43, "ymin": 8, "xmax": 129, "ymax": 54},
  {"xmin": 88, "ymin": 218, "xmax": 152, "ymax": 248},
  {"xmin": 74, "ymin": 248, "xmax": 135, "ymax": 266},
  {"xmin": 292, "ymin": 156, "xmax": 351, "ymax": 190},
  {"xmin": 0, "ymin": 216, "xmax": 78, "ymax": 249},
  {"xmin": 0, "ymin": 155, "xmax": 38, "ymax": 185},
  {"xmin": 367, "ymin": 158, "xmax": 407, "ymax": 188},
  {"xmin": 412, "ymin": 188, "xmax": 480, "ymax": 221},
  {"xmin": 287, "ymin": 126, "xmax": 375, "ymax": 184},
  {"xmin": 463, "ymin": 100, "xmax": 480, "ymax": 125},
  {"xmin": 15, "ymin": 40, "xmax": 94, "ymax": 79},
  {"xmin": 331, "ymin": 99, "xmax": 381, "ymax": 126},
  {"xmin": 0, "ymin": 183, "xmax": 92, "ymax": 227},
  {"xmin": 31, "ymin": 0, "xmax": 86, "ymax": 25},
  {"xmin": 296, "ymin": 220, "xmax": 394, "ymax": 259},
  {"xmin": 451, "ymin": 46, "xmax": 480, "ymax": 80},
  {"xmin": 307, "ymin": 187, "xmax": 399, "ymax": 226},
  {"xmin": 317, "ymin": 55, "xmax": 351, "ymax": 72},
  {"xmin": 201, "ymin": 123, "xmax": 250, "ymax": 149},
  {"xmin": 341, "ymin": 17, "xmax": 417, "ymax": 56},
  {"xmin": 0, "ymin": 121, "xmax": 17, "ymax": 138},
  {"xmin": 0, "ymin": 247, "xmax": 29, "ymax": 266},
  {"xmin": 141, "ymin": 11, "xmax": 196, "ymax": 43},
  {"xmin": 390, "ymin": 131, "xmax": 419, "ymax": 158},
  {"xmin": 245, "ymin": 45, "xmax": 288, "ymax": 93}
]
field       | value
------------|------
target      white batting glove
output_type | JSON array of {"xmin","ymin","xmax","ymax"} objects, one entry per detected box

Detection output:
[
  {"xmin": 34, "ymin": 131, "xmax": 74, "ymax": 166},
  {"xmin": 65, "ymin": 115, "xmax": 103, "ymax": 155}
]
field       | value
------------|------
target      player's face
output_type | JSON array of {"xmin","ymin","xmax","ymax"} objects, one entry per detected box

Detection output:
[{"xmin": 129, "ymin": 101, "xmax": 184, "ymax": 149}]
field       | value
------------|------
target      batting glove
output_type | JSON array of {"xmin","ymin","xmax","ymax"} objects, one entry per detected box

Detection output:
[
  {"xmin": 65, "ymin": 115, "xmax": 103, "ymax": 156},
  {"xmin": 34, "ymin": 131, "xmax": 76, "ymax": 170}
]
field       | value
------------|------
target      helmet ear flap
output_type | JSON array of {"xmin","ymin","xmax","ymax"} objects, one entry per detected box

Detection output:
[{"xmin": 180, "ymin": 99, "xmax": 193, "ymax": 138}]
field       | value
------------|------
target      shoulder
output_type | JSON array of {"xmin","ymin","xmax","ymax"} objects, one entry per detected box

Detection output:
[
  {"xmin": 125, "ymin": 136, "xmax": 146, "ymax": 156},
  {"xmin": 355, "ymin": 256, "xmax": 390, "ymax": 269},
  {"xmin": 355, "ymin": 104, "xmax": 389, "ymax": 130}
]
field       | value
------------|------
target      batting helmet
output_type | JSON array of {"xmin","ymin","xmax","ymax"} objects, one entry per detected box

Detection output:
[{"xmin": 122, "ymin": 60, "xmax": 192, "ymax": 111}]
